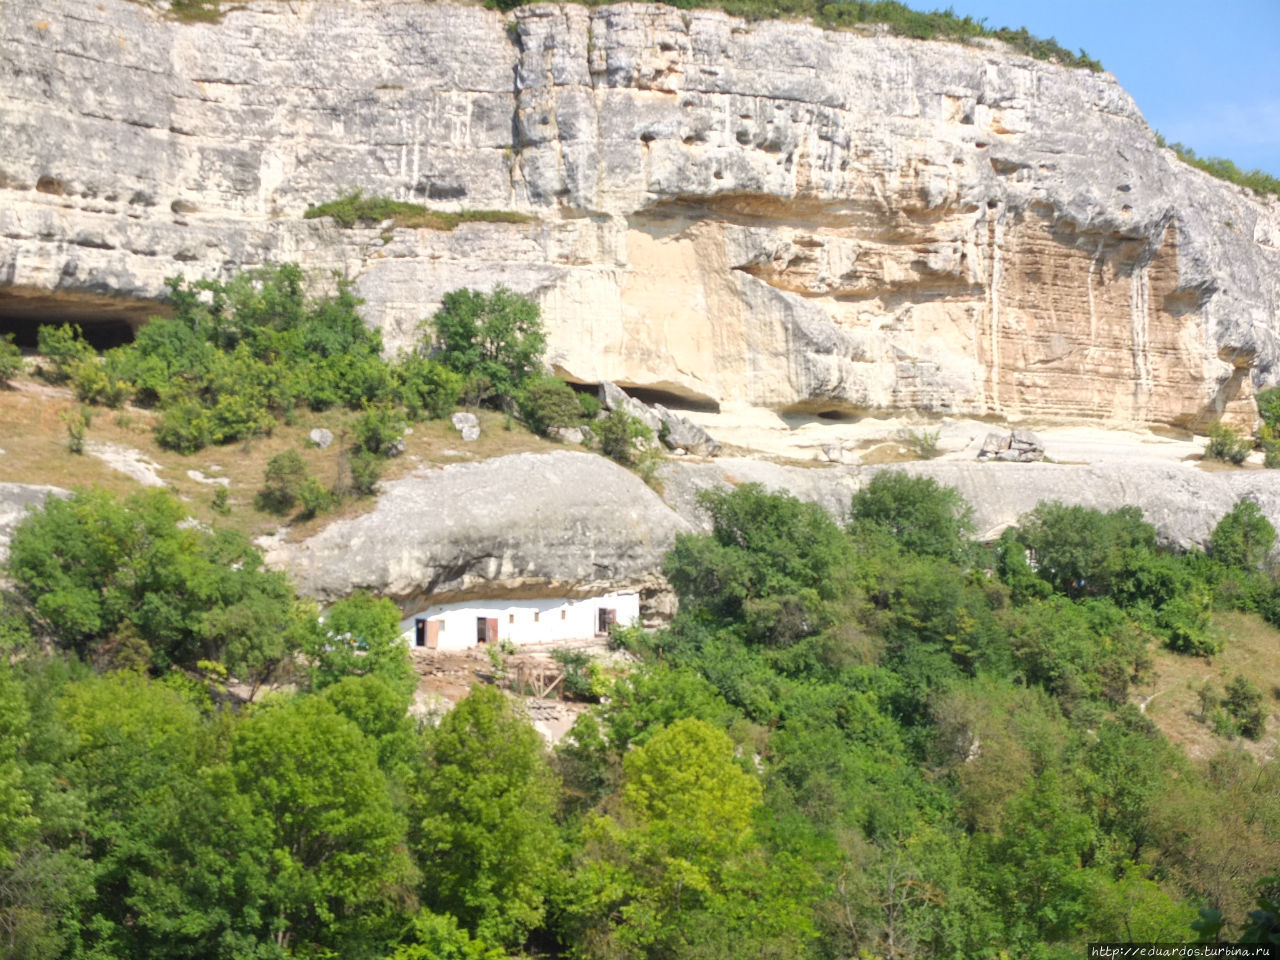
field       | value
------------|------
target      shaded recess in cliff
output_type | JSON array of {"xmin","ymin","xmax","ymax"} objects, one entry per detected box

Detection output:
[{"xmin": 0, "ymin": 288, "xmax": 161, "ymax": 349}]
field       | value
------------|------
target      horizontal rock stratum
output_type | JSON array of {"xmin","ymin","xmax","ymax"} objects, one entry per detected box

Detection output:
[{"xmin": 3, "ymin": 0, "xmax": 1278, "ymax": 430}]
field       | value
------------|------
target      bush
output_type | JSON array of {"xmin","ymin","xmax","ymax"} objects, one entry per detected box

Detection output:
[
  {"xmin": 1014, "ymin": 502, "xmax": 1156, "ymax": 600},
  {"xmin": 347, "ymin": 449, "xmax": 383, "ymax": 497},
  {"xmin": 900, "ymin": 427, "xmax": 941, "ymax": 459},
  {"xmin": 257, "ymin": 450, "xmax": 310, "ymax": 515},
  {"xmin": 1205, "ymin": 423, "xmax": 1251, "ymax": 465},
  {"xmin": 518, "ymin": 376, "xmax": 582, "ymax": 436},
  {"xmin": 594, "ymin": 408, "xmax": 653, "ymax": 468},
  {"xmin": 305, "ymin": 190, "xmax": 534, "ymax": 231},
  {"xmin": 0, "ymin": 334, "xmax": 22, "ymax": 384},
  {"xmin": 1210, "ymin": 500, "xmax": 1277, "ymax": 570},
  {"xmin": 396, "ymin": 354, "xmax": 462, "ymax": 420},
  {"xmin": 1225, "ymin": 674, "xmax": 1268, "ymax": 740},
  {"xmin": 154, "ymin": 399, "xmax": 211, "ymax": 454},
  {"xmin": 36, "ymin": 323, "xmax": 94, "ymax": 384},
  {"xmin": 353, "ymin": 402, "xmax": 405, "ymax": 456}
]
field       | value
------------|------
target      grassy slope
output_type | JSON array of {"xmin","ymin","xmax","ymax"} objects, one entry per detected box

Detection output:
[
  {"xmin": 1136, "ymin": 610, "xmax": 1280, "ymax": 761},
  {"xmin": 0, "ymin": 373, "xmax": 560, "ymax": 543}
]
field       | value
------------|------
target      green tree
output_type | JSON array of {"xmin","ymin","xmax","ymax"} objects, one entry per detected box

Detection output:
[
  {"xmin": 1014, "ymin": 501, "xmax": 1157, "ymax": 600},
  {"xmin": 35, "ymin": 324, "xmax": 94, "ymax": 384},
  {"xmin": 569, "ymin": 717, "xmax": 813, "ymax": 960},
  {"xmin": 8, "ymin": 488, "xmax": 301, "ymax": 674},
  {"xmin": 664, "ymin": 484, "xmax": 853, "ymax": 646},
  {"xmin": 430, "ymin": 287, "xmax": 546, "ymax": 408},
  {"xmin": 593, "ymin": 408, "xmax": 653, "ymax": 468},
  {"xmin": 231, "ymin": 694, "xmax": 413, "ymax": 956},
  {"xmin": 411, "ymin": 685, "xmax": 560, "ymax": 946},
  {"xmin": 1210, "ymin": 500, "xmax": 1276, "ymax": 570},
  {"xmin": 257, "ymin": 448, "xmax": 311, "ymax": 515},
  {"xmin": 849, "ymin": 470, "xmax": 975, "ymax": 562},
  {"xmin": 303, "ymin": 592, "xmax": 415, "ymax": 695}
]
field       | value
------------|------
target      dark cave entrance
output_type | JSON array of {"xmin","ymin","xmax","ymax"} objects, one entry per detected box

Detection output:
[{"xmin": 0, "ymin": 288, "xmax": 166, "ymax": 351}]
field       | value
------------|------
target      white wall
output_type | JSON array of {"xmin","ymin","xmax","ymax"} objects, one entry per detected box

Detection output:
[{"xmin": 398, "ymin": 592, "xmax": 640, "ymax": 651}]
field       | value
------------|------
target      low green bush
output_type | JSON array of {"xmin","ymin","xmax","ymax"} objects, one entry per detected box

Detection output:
[
  {"xmin": 1205, "ymin": 423, "xmax": 1252, "ymax": 465},
  {"xmin": 0, "ymin": 334, "xmax": 22, "ymax": 384},
  {"xmin": 305, "ymin": 190, "xmax": 535, "ymax": 231}
]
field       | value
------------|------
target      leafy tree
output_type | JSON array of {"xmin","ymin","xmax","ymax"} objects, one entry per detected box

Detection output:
[
  {"xmin": 665, "ymin": 484, "xmax": 853, "ymax": 646},
  {"xmin": 1210, "ymin": 500, "xmax": 1277, "ymax": 570},
  {"xmin": 430, "ymin": 287, "xmax": 546, "ymax": 408},
  {"xmin": 411, "ymin": 685, "xmax": 560, "ymax": 946},
  {"xmin": 849, "ymin": 470, "xmax": 974, "ymax": 562},
  {"xmin": 569, "ymin": 717, "xmax": 813, "ymax": 959},
  {"xmin": 257, "ymin": 449, "xmax": 311, "ymax": 514},
  {"xmin": 1014, "ymin": 501, "xmax": 1157, "ymax": 600},
  {"xmin": 593, "ymin": 408, "xmax": 653, "ymax": 468},
  {"xmin": 385, "ymin": 909, "xmax": 509, "ymax": 960},
  {"xmin": 230, "ymin": 694, "xmax": 413, "ymax": 956},
  {"xmin": 303, "ymin": 592, "xmax": 415, "ymax": 695},
  {"xmin": 1205, "ymin": 423, "xmax": 1252, "ymax": 465},
  {"xmin": 8, "ymin": 488, "xmax": 301, "ymax": 674}
]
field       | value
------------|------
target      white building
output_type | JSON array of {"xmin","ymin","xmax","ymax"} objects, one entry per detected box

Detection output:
[{"xmin": 399, "ymin": 592, "xmax": 640, "ymax": 651}]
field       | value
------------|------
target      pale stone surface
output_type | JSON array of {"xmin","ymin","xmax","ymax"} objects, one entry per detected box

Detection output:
[
  {"xmin": 85, "ymin": 440, "xmax": 166, "ymax": 487},
  {"xmin": 272, "ymin": 451, "xmax": 692, "ymax": 612},
  {"xmin": 0, "ymin": 482, "xmax": 66, "ymax": 565},
  {"xmin": 308, "ymin": 428, "xmax": 334, "ymax": 450},
  {"xmin": 450, "ymin": 412, "xmax": 480, "ymax": 442},
  {"xmin": 660, "ymin": 457, "xmax": 1280, "ymax": 554},
  {"xmin": 2, "ymin": 0, "xmax": 1278, "ymax": 434}
]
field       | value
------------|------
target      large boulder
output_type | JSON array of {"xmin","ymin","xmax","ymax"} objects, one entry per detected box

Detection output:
[{"xmin": 271, "ymin": 451, "xmax": 692, "ymax": 613}]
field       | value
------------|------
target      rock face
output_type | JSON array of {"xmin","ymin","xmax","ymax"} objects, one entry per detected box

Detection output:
[
  {"xmin": 662, "ymin": 457, "xmax": 1280, "ymax": 553},
  {"xmin": 2, "ymin": 0, "xmax": 1278, "ymax": 430},
  {"xmin": 272, "ymin": 451, "xmax": 692, "ymax": 613}
]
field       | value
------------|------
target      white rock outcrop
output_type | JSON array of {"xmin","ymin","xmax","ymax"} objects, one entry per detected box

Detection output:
[{"xmin": 2, "ymin": 0, "xmax": 1278, "ymax": 431}]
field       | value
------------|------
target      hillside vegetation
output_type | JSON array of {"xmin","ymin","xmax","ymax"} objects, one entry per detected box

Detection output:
[{"xmin": 3, "ymin": 453, "xmax": 1280, "ymax": 956}]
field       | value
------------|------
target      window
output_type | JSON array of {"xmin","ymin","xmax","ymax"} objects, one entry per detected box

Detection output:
[
  {"xmin": 561, "ymin": 609, "xmax": 566, "ymax": 620},
  {"xmin": 534, "ymin": 611, "xmax": 540, "ymax": 623},
  {"xmin": 509, "ymin": 614, "xmax": 515, "ymax": 624}
]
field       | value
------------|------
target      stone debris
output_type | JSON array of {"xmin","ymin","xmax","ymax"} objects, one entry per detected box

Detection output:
[
  {"xmin": 450, "ymin": 411, "xmax": 480, "ymax": 442},
  {"xmin": 599, "ymin": 382, "xmax": 720, "ymax": 457},
  {"xmin": 308, "ymin": 428, "xmax": 334, "ymax": 450},
  {"xmin": 978, "ymin": 429, "xmax": 1046, "ymax": 463}
]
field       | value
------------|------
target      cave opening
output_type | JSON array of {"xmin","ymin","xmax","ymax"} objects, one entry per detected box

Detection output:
[{"xmin": 0, "ymin": 289, "xmax": 164, "ymax": 351}]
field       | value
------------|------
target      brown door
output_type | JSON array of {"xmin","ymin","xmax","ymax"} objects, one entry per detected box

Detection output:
[
  {"xmin": 426, "ymin": 620, "xmax": 440, "ymax": 650},
  {"xmin": 486, "ymin": 617, "xmax": 499, "ymax": 645}
]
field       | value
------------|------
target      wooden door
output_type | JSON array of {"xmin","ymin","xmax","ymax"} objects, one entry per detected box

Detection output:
[
  {"xmin": 426, "ymin": 620, "xmax": 440, "ymax": 650},
  {"xmin": 486, "ymin": 617, "xmax": 499, "ymax": 645}
]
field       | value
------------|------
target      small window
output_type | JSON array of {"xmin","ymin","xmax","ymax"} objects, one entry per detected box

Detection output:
[
  {"xmin": 438, "ymin": 620, "xmax": 445, "ymax": 633},
  {"xmin": 560, "ymin": 609, "xmax": 566, "ymax": 620},
  {"xmin": 534, "ymin": 611, "xmax": 540, "ymax": 622},
  {"xmin": 509, "ymin": 614, "xmax": 515, "ymax": 624}
]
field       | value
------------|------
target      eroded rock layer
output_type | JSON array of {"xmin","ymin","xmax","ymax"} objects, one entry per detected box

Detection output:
[{"xmin": 3, "ymin": 0, "xmax": 1278, "ymax": 428}]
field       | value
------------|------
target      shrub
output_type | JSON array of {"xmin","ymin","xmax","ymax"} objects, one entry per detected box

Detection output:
[
  {"xmin": 1225, "ymin": 674, "xmax": 1268, "ymax": 740},
  {"xmin": 36, "ymin": 323, "xmax": 94, "ymax": 384},
  {"xmin": 518, "ymin": 376, "xmax": 582, "ymax": 436},
  {"xmin": 61, "ymin": 406, "xmax": 90, "ymax": 454},
  {"xmin": 0, "ymin": 334, "xmax": 22, "ymax": 384},
  {"xmin": 347, "ymin": 449, "xmax": 383, "ymax": 497},
  {"xmin": 396, "ymin": 354, "xmax": 462, "ymax": 420},
  {"xmin": 1205, "ymin": 423, "xmax": 1251, "ymax": 465},
  {"xmin": 70, "ymin": 357, "xmax": 130, "ymax": 407},
  {"xmin": 257, "ymin": 450, "xmax": 310, "ymax": 515},
  {"xmin": 353, "ymin": 402, "xmax": 405, "ymax": 456},
  {"xmin": 1210, "ymin": 500, "xmax": 1277, "ymax": 570},
  {"xmin": 211, "ymin": 485, "xmax": 231, "ymax": 515},
  {"xmin": 154, "ymin": 399, "xmax": 211, "ymax": 454},
  {"xmin": 595, "ymin": 408, "xmax": 653, "ymax": 467},
  {"xmin": 900, "ymin": 426, "xmax": 942, "ymax": 459},
  {"xmin": 305, "ymin": 190, "xmax": 534, "ymax": 231}
]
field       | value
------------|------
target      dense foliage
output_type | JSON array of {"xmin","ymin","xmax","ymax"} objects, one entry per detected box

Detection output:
[
  {"xmin": 1157, "ymin": 134, "xmax": 1280, "ymax": 200},
  {"xmin": 2, "ymin": 474, "xmax": 1278, "ymax": 959}
]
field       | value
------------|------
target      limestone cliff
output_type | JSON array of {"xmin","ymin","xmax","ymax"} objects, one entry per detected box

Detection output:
[{"xmin": 2, "ymin": 0, "xmax": 1278, "ymax": 430}]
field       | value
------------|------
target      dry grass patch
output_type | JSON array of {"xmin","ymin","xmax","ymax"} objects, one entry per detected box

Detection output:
[
  {"xmin": 1133, "ymin": 610, "xmax": 1280, "ymax": 761},
  {"xmin": 0, "ymin": 378, "xmax": 569, "ymax": 542}
]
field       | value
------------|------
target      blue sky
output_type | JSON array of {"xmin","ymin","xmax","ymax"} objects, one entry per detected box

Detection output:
[{"xmin": 938, "ymin": 0, "xmax": 1280, "ymax": 176}]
